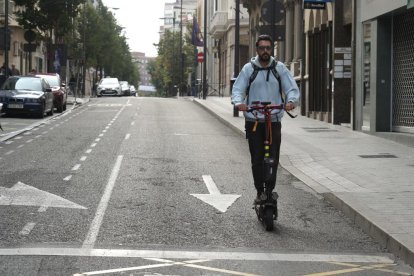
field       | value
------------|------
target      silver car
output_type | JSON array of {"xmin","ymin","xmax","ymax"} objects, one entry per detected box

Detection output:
[{"xmin": 97, "ymin": 77, "xmax": 122, "ymax": 97}]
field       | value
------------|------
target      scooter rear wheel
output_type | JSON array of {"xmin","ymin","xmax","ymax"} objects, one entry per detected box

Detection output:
[{"xmin": 263, "ymin": 207, "xmax": 274, "ymax": 231}]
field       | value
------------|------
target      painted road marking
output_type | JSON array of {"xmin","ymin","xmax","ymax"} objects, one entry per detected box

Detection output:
[
  {"xmin": 125, "ymin": 134, "xmax": 130, "ymax": 140},
  {"xmin": 0, "ymin": 247, "xmax": 394, "ymax": 264},
  {"xmin": 5, "ymin": 150, "xmax": 14, "ymax": 155},
  {"xmin": 80, "ymin": 156, "xmax": 87, "ymax": 162},
  {"xmin": 18, "ymin": 222, "xmax": 36, "ymax": 236},
  {"xmin": 72, "ymin": 164, "xmax": 81, "ymax": 171},
  {"xmin": 82, "ymin": 155, "xmax": 124, "ymax": 248},
  {"xmin": 0, "ymin": 182, "xmax": 86, "ymax": 209},
  {"xmin": 64, "ymin": 175, "xmax": 72, "ymax": 181},
  {"xmin": 304, "ymin": 262, "xmax": 411, "ymax": 276},
  {"xmin": 91, "ymin": 143, "xmax": 97, "ymax": 147},
  {"xmin": 86, "ymin": 149, "xmax": 92, "ymax": 154}
]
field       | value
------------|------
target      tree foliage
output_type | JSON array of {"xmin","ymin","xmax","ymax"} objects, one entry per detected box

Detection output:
[{"xmin": 148, "ymin": 22, "xmax": 198, "ymax": 97}]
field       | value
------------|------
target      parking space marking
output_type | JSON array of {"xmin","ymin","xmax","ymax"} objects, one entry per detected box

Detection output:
[
  {"xmin": 18, "ymin": 222, "xmax": 36, "ymax": 236},
  {"xmin": 304, "ymin": 262, "xmax": 410, "ymax": 276},
  {"xmin": 82, "ymin": 155, "xmax": 123, "ymax": 249}
]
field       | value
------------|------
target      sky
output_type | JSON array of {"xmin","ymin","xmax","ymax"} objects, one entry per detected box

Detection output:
[{"xmin": 101, "ymin": 0, "xmax": 175, "ymax": 57}]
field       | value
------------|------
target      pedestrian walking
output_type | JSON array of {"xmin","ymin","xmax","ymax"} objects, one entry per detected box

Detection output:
[
  {"xmin": 231, "ymin": 34, "xmax": 300, "ymax": 203},
  {"xmin": 11, "ymin": 64, "xmax": 20, "ymax": 76}
]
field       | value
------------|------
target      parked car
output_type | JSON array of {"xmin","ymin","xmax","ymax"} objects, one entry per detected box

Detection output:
[
  {"xmin": 0, "ymin": 76, "xmax": 54, "ymax": 118},
  {"xmin": 97, "ymin": 77, "xmax": 122, "ymax": 97},
  {"xmin": 36, "ymin": 73, "xmax": 67, "ymax": 112},
  {"xmin": 120, "ymin": 81, "xmax": 130, "ymax": 96},
  {"xmin": 130, "ymin": 85, "xmax": 137, "ymax": 96}
]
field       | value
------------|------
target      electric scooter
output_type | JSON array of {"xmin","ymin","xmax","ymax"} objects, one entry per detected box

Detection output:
[{"xmin": 247, "ymin": 101, "xmax": 287, "ymax": 231}]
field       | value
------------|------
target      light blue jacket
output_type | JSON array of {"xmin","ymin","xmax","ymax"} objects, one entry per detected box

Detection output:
[{"xmin": 231, "ymin": 56, "xmax": 300, "ymax": 122}]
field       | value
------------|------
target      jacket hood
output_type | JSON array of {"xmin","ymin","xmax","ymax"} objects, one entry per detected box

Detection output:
[{"xmin": 250, "ymin": 55, "xmax": 276, "ymax": 68}]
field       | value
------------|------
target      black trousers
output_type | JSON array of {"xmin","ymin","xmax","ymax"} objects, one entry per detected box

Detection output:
[{"xmin": 245, "ymin": 121, "xmax": 281, "ymax": 194}]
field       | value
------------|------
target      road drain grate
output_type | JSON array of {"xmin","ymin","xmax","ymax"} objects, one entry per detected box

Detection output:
[{"xmin": 359, "ymin": 154, "xmax": 398, "ymax": 158}]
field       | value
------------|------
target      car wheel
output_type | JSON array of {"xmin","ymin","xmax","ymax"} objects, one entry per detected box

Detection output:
[
  {"xmin": 47, "ymin": 105, "xmax": 54, "ymax": 116},
  {"xmin": 63, "ymin": 103, "xmax": 67, "ymax": 111},
  {"xmin": 38, "ymin": 104, "xmax": 45, "ymax": 118},
  {"xmin": 57, "ymin": 104, "xmax": 63, "ymax": 113}
]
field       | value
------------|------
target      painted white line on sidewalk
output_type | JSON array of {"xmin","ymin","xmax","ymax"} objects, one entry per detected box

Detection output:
[
  {"xmin": 63, "ymin": 175, "xmax": 72, "ymax": 181},
  {"xmin": 18, "ymin": 222, "xmax": 36, "ymax": 236},
  {"xmin": 0, "ymin": 247, "xmax": 394, "ymax": 264},
  {"xmin": 72, "ymin": 164, "xmax": 81, "ymax": 171},
  {"xmin": 83, "ymin": 155, "xmax": 123, "ymax": 249},
  {"xmin": 125, "ymin": 134, "xmax": 131, "ymax": 140}
]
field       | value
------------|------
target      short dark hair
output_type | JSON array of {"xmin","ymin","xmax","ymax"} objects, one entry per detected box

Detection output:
[{"xmin": 256, "ymin": 34, "xmax": 273, "ymax": 47}]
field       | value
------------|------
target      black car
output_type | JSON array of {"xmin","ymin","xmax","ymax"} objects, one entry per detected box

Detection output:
[{"xmin": 0, "ymin": 76, "xmax": 54, "ymax": 118}]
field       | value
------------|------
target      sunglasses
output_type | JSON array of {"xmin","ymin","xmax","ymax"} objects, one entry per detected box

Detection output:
[{"xmin": 257, "ymin": 45, "xmax": 272, "ymax": 51}]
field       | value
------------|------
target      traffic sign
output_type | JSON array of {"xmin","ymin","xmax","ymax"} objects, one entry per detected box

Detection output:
[{"xmin": 197, "ymin": 52, "xmax": 204, "ymax": 63}]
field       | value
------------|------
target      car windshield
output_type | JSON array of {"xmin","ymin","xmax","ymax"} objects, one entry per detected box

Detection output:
[
  {"xmin": 41, "ymin": 75, "xmax": 59, "ymax": 86},
  {"xmin": 101, "ymin": 79, "xmax": 118, "ymax": 85},
  {"xmin": 1, "ymin": 78, "xmax": 42, "ymax": 91}
]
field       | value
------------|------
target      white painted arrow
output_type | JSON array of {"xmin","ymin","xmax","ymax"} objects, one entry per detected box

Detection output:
[
  {"xmin": 0, "ymin": 182, "xmax": 87, "ymax": 209},
  {"xmin": 191, "ymin": 175, "xmax": 240, "ymax": 213}
]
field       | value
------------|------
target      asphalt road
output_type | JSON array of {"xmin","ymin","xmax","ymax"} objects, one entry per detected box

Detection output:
[{"xmin": 0, "ymin": 97, "xmax": 413, "ymax": 276}]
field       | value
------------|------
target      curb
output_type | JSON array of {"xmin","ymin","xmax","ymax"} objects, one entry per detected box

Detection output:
[{"xmin": 193, "ymin": 98, "xmax": 414, "ymax": 267}]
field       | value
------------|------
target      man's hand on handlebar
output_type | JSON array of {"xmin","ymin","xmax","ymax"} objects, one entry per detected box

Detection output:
[
  {"xmin": 285, "ymin": 102, "xmax": 295, "ymax": 111},
  {"xmin": 236, "ymin": 103, "xmax": 248, "ymax": 111}
]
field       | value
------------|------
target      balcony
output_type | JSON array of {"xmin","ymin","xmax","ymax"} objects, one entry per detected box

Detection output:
[{"xmin": 210, "ymin": 11, "xmax": 228, "ymax": 39}]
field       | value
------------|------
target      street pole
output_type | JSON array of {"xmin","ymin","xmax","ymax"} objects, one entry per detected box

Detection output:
[
  {"xmin": 4, "ymin": 0, "xmax": 9, "ymax": 78},
  {"xmin": 180, "ymin": 0, "xmax": 184, "ymax": 96},
  {"xmin": 232, "ymin": 0, "xmax": 240, "ymax": 116},
  {"xmin": 202, "ymin": 0, "xmax": 207, "ymax": 99}
]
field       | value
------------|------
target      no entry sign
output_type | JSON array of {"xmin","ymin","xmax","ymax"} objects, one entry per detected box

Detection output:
[{"xmin": 197, "ymin": 52, "xmax": 204, "ymax": 63}]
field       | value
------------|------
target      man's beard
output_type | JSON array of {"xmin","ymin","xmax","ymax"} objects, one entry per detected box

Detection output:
[{"xmin": 259, "ymin": 53, "xmax": 270, "ymax": 62}]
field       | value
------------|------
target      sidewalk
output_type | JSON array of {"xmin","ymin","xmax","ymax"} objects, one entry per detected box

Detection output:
[{"xmin": 193, "ymin": 96, "xmax": 414, "ymax": 266}]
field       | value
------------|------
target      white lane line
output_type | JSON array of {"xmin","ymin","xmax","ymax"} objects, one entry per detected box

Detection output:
[
  {"xmin": 19, "ymin": 222, "xmax": 36, "ymax": 236},
  {"xmin": 72, "ymin": 164, "xmax": 81, "ymax": 171},
  {"xmin": 125, "ymin": 134, "xmax": 130, "ymax": 140},
  {"xmin": 82, "ymin": 155, "xmax": 123, "ymax": 249},
  {"xmin": 5, "ymin": 150, "xmax": 14, "ymax": 155},
  {"xmin": 102, "ymin": 130, "xmax": 107, "ymax": 133},
  {"xmin": 85, "ymin": 149, "xmax": 92, "ymax": 154},
  {"xmin": 63, "ymin": 175, "xmax": 72, "ymax": 181},
  {"xmin": 99, "ymin": 133, "xmax": 104, "ymax": 137},
  {"xmin": 95, "ymin": 138, "xmax": 100, "ymax": 142},
  {"xmin": 131, "ymin": 121, "xmax": 135, "ymax": 126},
  {"xmin": 42, "ymin": 131, "xmax": 48, "ymax": 135},
  {"xmin": 91, "ymin": 143, "xmax": 97, "ymax": 147},
  {"xmin": 0, "ymin": 247, "xmax": 394, "ymax": 264},
  {"xmin": 26, "ymin": 139, "xmax": 34, "ymax": 143},
  {"xmin": 14, "ymin": 136, "xmax": 22, "ymax": 140},
  {"xmin": 35, "ymin": 135, "xmax": 41, "ymax": 139},
  {"xmin": 17, "ymin": 145, "xmax": 24, "ymax": 149},
  {"xmin": 80, "ymin": 156, "xmax": 87, "ymax": 162}
]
